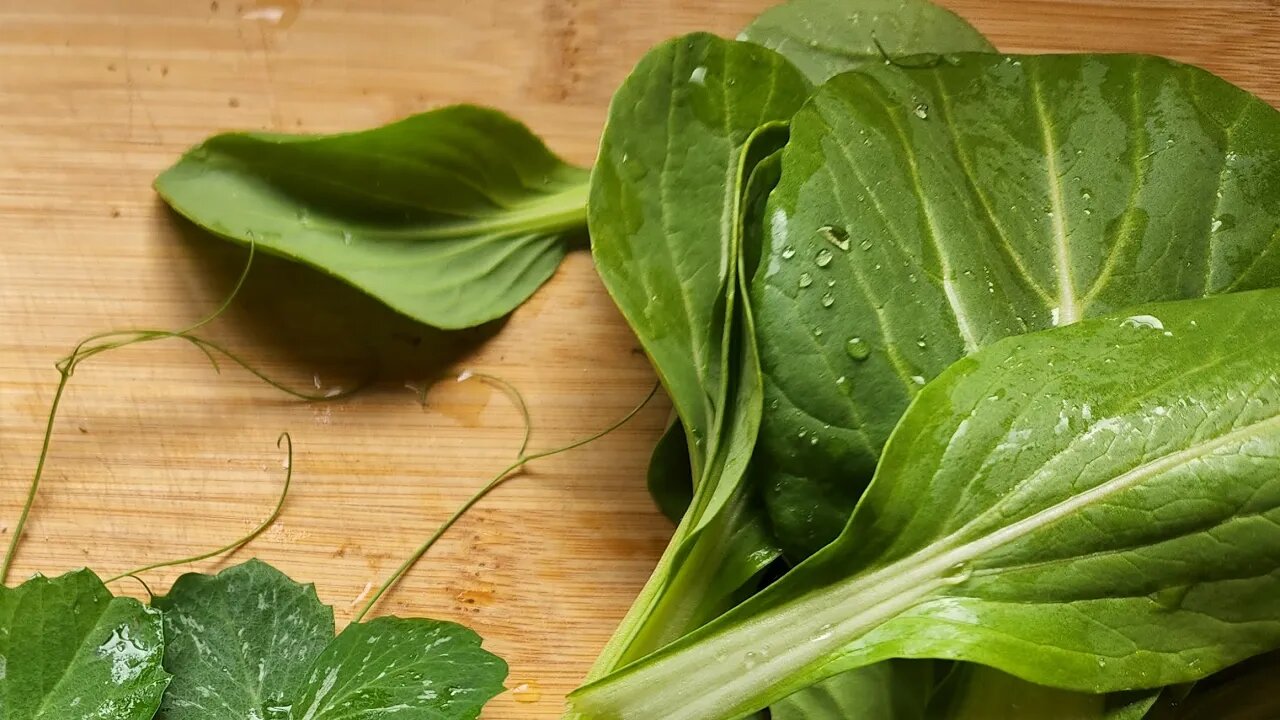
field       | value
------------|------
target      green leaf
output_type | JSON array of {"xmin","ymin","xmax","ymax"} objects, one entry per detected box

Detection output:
[
  {"xmin": 571, "ymin": 288, "xmax": 1280, "ymax": 719},
  {"xmin": 155, "ymin": 560, "xmax": 507, "ymax": 720},
  {"xmin": 753, "ymin": 53, "xmax": 1280, "ymax": 558},
  {"xmin": 740, "ymin": 0, "xmax": 994, "ymax": 83},
  {"xmin": 0, "ymin": 569, "xmax": 168, "ymax": 720},
  {"xmin": 152, "ymin": 559, "xmax": 334, "ymax": 718},
  {"xmin": 772, "ymin": 662, "xmax": 936, "ymax": 720},
  {"xmin": 647, "ymin": 416, "xmax": 694, "ymax": 523},
  {"xmin": 289, "ymin": 617, "xmax": 508, "ymax": 720},
  {"xmin": 585, "ymin": 33, "xmax": 808, "ymax": 676},
  {"xmin": 155, "ymin": 105, "xmax": 588, "ymax": 330}
]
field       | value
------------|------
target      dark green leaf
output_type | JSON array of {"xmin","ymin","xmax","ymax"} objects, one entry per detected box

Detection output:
[
  {"xmin": 155, "ymin": 560, "xmax": 506, "ymax": 720},
  {"xmin": 740, "ymin": 0, "xmax": 994, "ymax": 83},
  {"xmin": 289, "ymin": 617, "xmax": 508, "ymax": 720},
  {"xmin": 647, "ymin": 416, "xmax": 694, "ymax": 523},
  {"xmin": 155, "ymin": 105, "xmax": 588, "ymax": 330},
  {"xmin": 754, "ymin": 53, "xmax": 1280, "ymax": 558},
  {"xmin": 153, "ymin": 559, "xmax": 334, "ymax": 718},
  {"xmin": 586, "ymin": 33, "xmax": 807, "ymax": 676},
  {"xmin": 572, "ymin": 288, "xmax": 1280, "ymax": 719},
  {"xmin": 0, "ymin": 569, "xmax": 168, "ymax": 719}
]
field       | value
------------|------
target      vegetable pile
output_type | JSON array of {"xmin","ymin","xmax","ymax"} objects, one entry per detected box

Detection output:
[{"xmin": 9, "ymin": 0, "xmax": 1280, "ymax": 718}]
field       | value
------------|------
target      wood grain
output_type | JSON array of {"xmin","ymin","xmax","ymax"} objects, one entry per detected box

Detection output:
[{"xmin": 0, "ymin": 1, "xmax": 1277, "ymax": 716}]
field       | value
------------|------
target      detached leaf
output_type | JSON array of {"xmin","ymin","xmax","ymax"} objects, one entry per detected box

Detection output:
[
  {"xmin": 292, "ymin": 618, "xmax": 507, "ymax": 720},
  {"xmin": 740, "ymin": 0, "xmax": 994, "ymax": 83},
  {"xmin": 152, "ymin": 559, "xmax": 334, "ymax": 718},
  {"xmin": 571, "ymin": 288, "xmax": 1280, "ymax": 719},
  {"xmin": 155, "ymin": 106, "xmax": 589, "ymax": 330},
  {"xmin": 0, "ymin": 569, "xmax": 168, "ymax": 720},
  {"xmin": 155, "ymin": 560, "xmax": 506, "ymax": 720},
  {"xmin": 754, "ymin": 53, "xmax": 1280, "ymax": 558}
]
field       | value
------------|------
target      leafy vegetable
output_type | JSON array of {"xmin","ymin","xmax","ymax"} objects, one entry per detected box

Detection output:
[
  {"xmin": 154, "ymin": 560, "xmax": 507, "ymax": 720},
  {"xmin": 571, "ymin": 287, "xmax": 1280, "ymax": 719},
  {"xmin": 586, "ymin": 32, "xmax": 808, "ymax": 674},
  {"xmin": 156, "ymin": 106, "xmax": 589, "ymax": 330},
  {"xmin": 740, "ymin": 0, "xmax": 994, "ymax": 83},
  {"xmin": 0, "ymin": 570, "xmax": 169, "ymax": 719},
  {"xmin": 753, "ymin": 52, "xmax": 1280, "ymax": 558}
]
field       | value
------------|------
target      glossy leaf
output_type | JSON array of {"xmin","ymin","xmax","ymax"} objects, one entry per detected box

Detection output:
[
  {"xmin": 647, "ymin": 416, "xmax": 694, "ymax": 523},
  {"xmin": 290, "ymin": 618, "xmax": 508, "ymax": 720},
  {"xmin": 153, "ymin": 559, "xmax": 334, "ymax": 718},
  {"xmin": 741, "ymin": 0, "xmax": 994, "ymax": 83},
  {"xmin": 155, "ymin": 106, "xmax": 588, "ymax": 330},
  {"xmin": 572, "ymin": 288, "xmax": 1280, "ymax": 719},
  {"xmin": 585, "ymin": 33, "xmax": 807, "ymax": 676},
  {"xmin": 155, "ymin": 560, "xmax": 507, "ymax": 720},
  {"xmin": 754, "ymin": 53, "xmax": 1280, "ymax": 558},
  {"xmin": 0, "ymin": 570, "xmax": 168, "ymax": 720}
]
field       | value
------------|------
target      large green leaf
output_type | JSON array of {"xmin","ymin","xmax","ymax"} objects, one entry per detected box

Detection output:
[
  {"xmin": 571, "ymin": 288, "xmax": 1280, "ymax": 719},
  {"xmin": 585, "ymin": 33, "xmax": 808, "ymax": 677},
  {"xmin": 0, "ymin": 570, "xmax": 168, "ymax": 719},
  {"xmin": 155, "ymin": 560, "xmax": 507, "ymax": 719},
  {"xmin": 740, "ymin": 0, "xmax": 994, "ymax": 83},
  {"xmin": 155, "ymin": 106, "xmax": 588, "ymax": 330},
  {"xmin": 754, "ymin": 53, "xmax": 1280, "ymax": 558}
]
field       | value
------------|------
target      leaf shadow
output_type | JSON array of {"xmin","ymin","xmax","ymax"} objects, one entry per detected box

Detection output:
[{"xmin": 160, "ymin": 208, "xmax": 504, "ymax": 389}]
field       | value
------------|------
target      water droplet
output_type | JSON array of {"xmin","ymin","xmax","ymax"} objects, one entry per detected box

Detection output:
[
  {"xmin": 1121, "ymin": 314, "xmax": 1164, "ymax": 330},
  {"xmin": 1081, "ymin": 190, "xmax": 1092, "ymax": 201},
  {"xmin": 817, "ymin": 225, "xmax": 851, "ymax": 251},
  {"xmin": 798, "ymin": 272, "xmax": 813, "ymax": 288},
  {"xmin": 1211, "ymin": 217, "xmax": 1223, "ymax": 232},
  {"xmin": 910, "ymin": 375, "xmax": 926, "ymax": 385},
  {"xmin": 809, "ymin": 436, "xmax": 819, "ymax": 446},
  {"xmin": 835, "ymin": 376, "xmax": 847, "ymax": 385},
  {"xmin": 815, "ymin": 248, "xmax": 834, "ymax": 267},
  {"xmin": 511, "ymin": 682, "xmax": 542, "ymax": 703},
  {"xmin": 859, "ymin": 239, "xmax": 873, "ymax": 251},
  {"xmin": 781, "ymin": 246, "xmax": 796, "ymax": 260},
  {"xmin": 813, "ymin": 328, "xmax": 824, "ymax": 337},
  {"xmin": 341, "ymin": 230, "xmax": 353, "ymax": 246},
  {"xmin": 846, "ymin": 337, "xmax": 870, "ymax": 361},
  {"xmin": 688, "ymin": 66, "xmax": 707, "ymax": 85},
  {"xmin": 744, "ymin": 651, "xmax": 760, "ymax": 669},
  {"xmin": 798, "ymin": 430, "xmax": 808, "ymax": 439},
  {"xmin": 810, "ymin": 623, "xmax": 835, "ymax": 642},
  {"xmin": 915, "ymin": 337, "xmax": 926, "ymax": 348},
  {"xmin": 913, "ymin": 103, "xmax": 929, "ymax": 120},
  {"xmin": 821, "ymin": 292, "xmax": 835, "ymax": 308}
]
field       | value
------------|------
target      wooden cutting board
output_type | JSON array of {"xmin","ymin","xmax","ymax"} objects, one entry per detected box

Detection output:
[{"xmin": 1, "ymin": 1, "xmax": 1277, "ymax": 717}]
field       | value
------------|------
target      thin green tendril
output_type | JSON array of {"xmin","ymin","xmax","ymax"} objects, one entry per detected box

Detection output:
[
  {"xmin": 2, "ymin": 244, "xmax": 365, "ymax": 584},
  {"xmin": 352, "ymin": 381, "xmax": 659, "ymax": 623},
  {"xmin": 104, "ymin": 432, "xmax": 295, "ymax": 584}
]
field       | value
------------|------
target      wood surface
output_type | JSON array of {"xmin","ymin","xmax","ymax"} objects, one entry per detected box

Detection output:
[{"xmin": 1, "ymin": 0, "xmax": 1278, "ymax": 716}]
